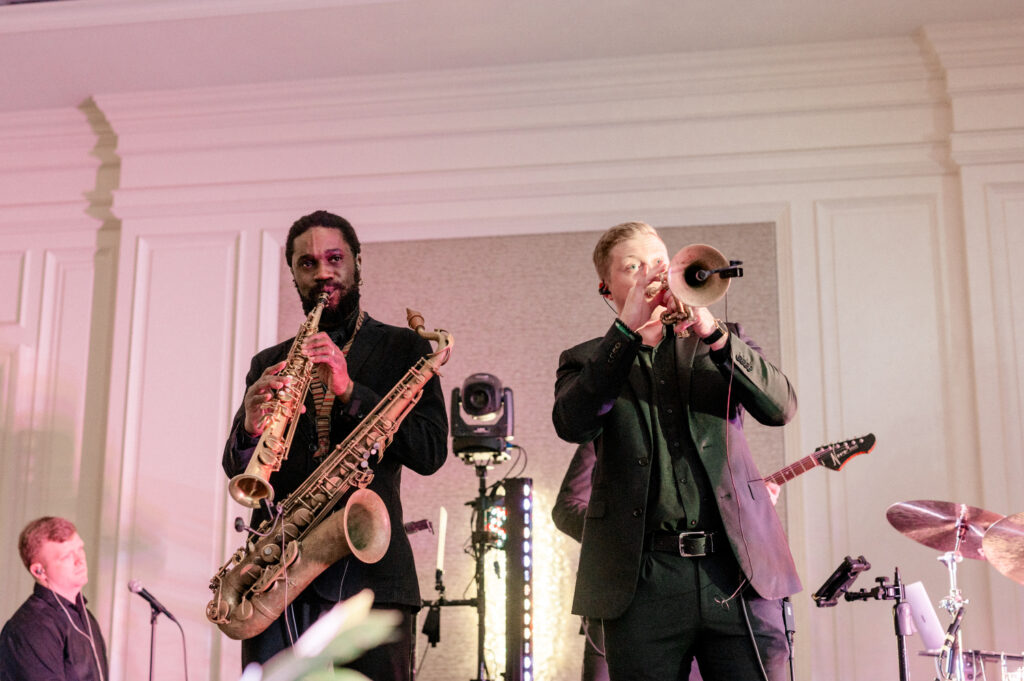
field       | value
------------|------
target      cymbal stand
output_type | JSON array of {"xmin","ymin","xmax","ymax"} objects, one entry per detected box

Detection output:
[{"xmin": 935, "ymin": 505, "xmax": 969, "ymax": 681}]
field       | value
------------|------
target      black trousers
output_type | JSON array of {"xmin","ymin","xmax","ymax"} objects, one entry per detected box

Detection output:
[
  {"xmin": 241, "ymin": 590, "xmax": 415, "ymax": 681},
  {"xmin": 602, "ymin": 550, "xmax": 789, "ymax": 681},
  {"xmin": 581, "ymin": 617, "xmax": 610, "ymax": 681}
]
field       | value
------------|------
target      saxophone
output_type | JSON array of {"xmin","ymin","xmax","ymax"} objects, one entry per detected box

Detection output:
[
  {"xmin": 207, "ymin": 309, "xmax": 453, "ymax": 640},
  {"xmin": 228, "ymin": 291, "xmax": 329, "ymax": 509}
]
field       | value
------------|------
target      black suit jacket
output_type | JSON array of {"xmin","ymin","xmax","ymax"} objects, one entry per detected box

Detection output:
[
  {"xmin": 552, "ymin": 441, "xmax": 596, "ymax": 544},
  {"xmin": 553, "ymin": 321, "xmax": 801, "ymax": 619},
  {"xmin": 223, "ymin": 314, "xmax": 448, "ymax": 608}
]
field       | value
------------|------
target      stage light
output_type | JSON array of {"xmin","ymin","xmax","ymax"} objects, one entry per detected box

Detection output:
[
  {"xmin": 451, "ymin": 373, "xmax": 514, "ymax": 464},
  {"xmin": 504, "ymin": 477, "xmax": 534, "ymax": 681}
]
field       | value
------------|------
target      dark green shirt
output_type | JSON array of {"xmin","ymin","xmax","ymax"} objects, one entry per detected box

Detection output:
[{"xmin": 638, "ymin": 332, "xmax": 723, "ymax": 535}]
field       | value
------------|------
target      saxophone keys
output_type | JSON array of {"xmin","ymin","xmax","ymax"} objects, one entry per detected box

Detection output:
[
  {"xmin": 235, "ymin": 598, "xmax": 254, "ymax": 622},
  {"xmin": 261, "ymin": 543, "xmax": 281, "ymax": 562},
  {"xmin": 292, "ymin": 508, "xmax": 313, "ymax": 527},
  {"xmin": 206, "ymin": 597, "xmax": 231, "ymax": 623}
]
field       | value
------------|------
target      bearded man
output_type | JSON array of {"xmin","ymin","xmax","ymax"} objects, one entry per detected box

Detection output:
[{"xmin": 222, "ymin": 210, "xmax": 448, "ymax": 680}]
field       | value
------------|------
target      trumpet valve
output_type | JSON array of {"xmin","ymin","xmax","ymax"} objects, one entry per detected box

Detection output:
[{"xmin": 644, "ymin": 274, "xmax": 669, "ymax": 300}]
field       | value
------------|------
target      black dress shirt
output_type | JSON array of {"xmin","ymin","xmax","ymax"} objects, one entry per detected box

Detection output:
[{"xmin": 0, "ymin": 583, "xmax": 108, "ymax": 681}]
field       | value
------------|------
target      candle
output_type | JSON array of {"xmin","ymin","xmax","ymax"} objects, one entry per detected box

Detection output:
[{"xmin": 436, "ymin": 506, "xmax": 447, "ymax": 573}]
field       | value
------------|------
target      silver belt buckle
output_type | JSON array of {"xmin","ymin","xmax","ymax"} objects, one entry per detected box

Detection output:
[{"xmin": 678, "ymin": 531, "xmax": 711, "ymax": 557}]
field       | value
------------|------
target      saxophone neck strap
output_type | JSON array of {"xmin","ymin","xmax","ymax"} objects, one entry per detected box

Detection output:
[
  {"xmin": 340, "ymin": 310, "xmax": 367, "ymax": 356},
  {"xmin": 312, "ymin": 309, "xmax": 365, "ymax": 458}
]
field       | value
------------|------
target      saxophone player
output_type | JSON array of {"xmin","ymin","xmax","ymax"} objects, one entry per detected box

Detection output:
[
  {"xmin": 552, "ymin": 222, "xmax": 799, "ymax": 681},
  {"xmin": 222, "ymin": 210, "xmax": 448, "ymax": 680}
]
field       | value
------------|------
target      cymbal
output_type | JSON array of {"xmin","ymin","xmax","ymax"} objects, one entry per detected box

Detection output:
[
  {"xmin": 982, "ymin": 512, "xmax": 1024, "ymax": 585},
  {"xmin": 885, "ymin": 500, "xmax": 1005, "ymax": 560}
]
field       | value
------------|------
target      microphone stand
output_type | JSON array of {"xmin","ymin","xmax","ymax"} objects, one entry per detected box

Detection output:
[
  {"xmin": 844, "ymin": 568, "xmax": 913, "ymax": 681},
  {"xmin": 148, "ymin": 602, "xmax": 160, "ymax": 681}
]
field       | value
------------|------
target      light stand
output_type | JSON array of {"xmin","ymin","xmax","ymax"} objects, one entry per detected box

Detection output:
[
  {"xmin": 419, "ymin": 462, "xmax": 504, "ymax": 681},
  {"xmin": 470, "ymin": 463, "xmax": 496, "ymax": 681},
  {"xmin": 419, "ymin": 373, "xmax": 515, "ymax": 681}
]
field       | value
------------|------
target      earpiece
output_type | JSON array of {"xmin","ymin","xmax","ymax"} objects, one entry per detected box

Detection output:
[{"xmin": 598, "ymin": 281, "xmax": 611, "ymax": 296}]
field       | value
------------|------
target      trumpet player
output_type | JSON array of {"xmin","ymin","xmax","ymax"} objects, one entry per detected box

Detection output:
[
  {"xmin": 222, "ymin": 211, "xmax": 448, "ymax": 680},
  {"xmin": 552, "ymin": 221, "xmax": 800, "ymax": 681}
]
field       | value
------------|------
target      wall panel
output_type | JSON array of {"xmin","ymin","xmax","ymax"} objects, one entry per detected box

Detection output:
[
  {"xmin": 107, "ymin": 231, "xmax": 242, "ymax": 681},
  {"xmin": 803, "ymin": 193, "xmax": 990, "ymax": 681},
  {"xmin": 0, "ymin": 237, "xmax": 100, "ymax": 624}
]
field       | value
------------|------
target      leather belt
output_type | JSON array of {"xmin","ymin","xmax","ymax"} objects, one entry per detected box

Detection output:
[{"xmin": 646, "ymin": 530, "xmax": 716, "ymax": 557}]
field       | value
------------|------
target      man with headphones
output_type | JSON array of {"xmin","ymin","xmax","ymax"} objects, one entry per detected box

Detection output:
[
  {"xmin": 552, "ymin": 221, "xmax": 800, "ymax": 681},
  {"xmin": 222, "ymin": 210, "xmax": 448, "ymax": 680},
  {"xmin": 1, "ymin": 516, "xmax": 109, "ymax": 681}
]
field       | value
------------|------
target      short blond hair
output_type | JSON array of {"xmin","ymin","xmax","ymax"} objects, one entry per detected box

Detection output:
[{"xmin": 592, "ymin": 221, "xmax": 658, "ymax": 282}]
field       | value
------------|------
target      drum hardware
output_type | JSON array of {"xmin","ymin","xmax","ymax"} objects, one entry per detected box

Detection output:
[
  {"xmin": 886, "ymin": 500, "xmax": 1008, "ymax": 681},
  {"xmin": 983, "ymin": 512, "xmax": 1024, "ymax": 681},
  {"xmin": 919, "ymin": 650, "xmax": 1024, "ymax": 681},
  {"xmin": 981, "ymin": 511, "xmax": 1024, "ymax": 586},
  {"xmin": 885, "ymin": 500, "xmax": 1004, "ymax": 562}
]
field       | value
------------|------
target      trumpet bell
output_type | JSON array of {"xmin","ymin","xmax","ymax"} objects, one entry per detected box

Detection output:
[{"xmin": 666, "ymin": 244, "xmax": 731, "ymax": 307}]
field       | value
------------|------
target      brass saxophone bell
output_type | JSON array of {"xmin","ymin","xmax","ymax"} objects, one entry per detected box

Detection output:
[{"xmin": 228, "ymin": 472, "xmax": 275, "ymax": 509}]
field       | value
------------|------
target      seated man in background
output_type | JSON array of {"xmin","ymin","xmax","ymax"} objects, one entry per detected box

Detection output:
[{"xmin": 1, "ymin": 516, "xmax": 108, "ymax": 681}]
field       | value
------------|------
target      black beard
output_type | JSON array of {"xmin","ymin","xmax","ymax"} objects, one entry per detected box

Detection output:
[{"xmin": 297, "ymin": 282, "xmax": 361, "ymax": 330}]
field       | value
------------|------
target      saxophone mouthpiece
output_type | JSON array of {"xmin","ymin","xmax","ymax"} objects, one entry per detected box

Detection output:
[{"xmin": 406, "ymin": 309, "xmax": 425, "ymax": 332}]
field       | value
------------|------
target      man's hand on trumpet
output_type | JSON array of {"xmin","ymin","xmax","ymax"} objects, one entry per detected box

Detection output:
[
  {"xmin": 663, "ymin": 296, "xmax": 729, "ymax": 350},
  {"xmin": 617, "ymin": 264, "xmax": 666, "ymax": 335}
]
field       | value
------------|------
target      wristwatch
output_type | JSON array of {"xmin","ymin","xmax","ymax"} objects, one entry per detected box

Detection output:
[{"xmin": 701, "ymin": 319, "xmax": 728, "ymax": 345}]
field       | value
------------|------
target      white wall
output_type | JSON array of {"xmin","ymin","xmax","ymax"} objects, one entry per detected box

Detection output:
[{"xmin": 1, "ymin": 19, "xmax": 1023, "ymax": 681}]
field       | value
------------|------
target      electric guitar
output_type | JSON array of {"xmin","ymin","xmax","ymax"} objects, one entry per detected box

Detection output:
[{"xmin": 764, "ymin": 434, "xmax": 876, "ymax": 486}]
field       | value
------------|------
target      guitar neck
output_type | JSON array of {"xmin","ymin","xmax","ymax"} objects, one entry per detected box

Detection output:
[
  {"xmin": 764, "ymin": 433, "xmax": 876, "ymax": 486},
  {"xmin": 765, "ymin": 454, "xmax": 821, "ymax": 486}
]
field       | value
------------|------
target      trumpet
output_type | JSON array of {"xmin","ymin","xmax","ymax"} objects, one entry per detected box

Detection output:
[{"xmin": 645, "ymin": 244, "xmax": 743, "ymax": 335}]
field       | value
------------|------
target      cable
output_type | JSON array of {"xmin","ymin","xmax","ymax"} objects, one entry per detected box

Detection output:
[
  {"xmin": 414, "ymin": 640, "xmax": 430, "ymax": 676},
  {"xmin": 740, "ymin": 595, "xmax": 771, "ymax": 681},
  {"xmin": 723, "ymin": 294, "xmax": 776, "ymax": 681},
  {"xmin": 172, "ymin": 618, "xmax": 191, "ymax": 681},
  {"xmin": 581, "ymin": 617, "xmax": 606, "ymax": 657},
  {"xmin": 50, "ymin": 589, "xmax": 105, "ymax": 681}
]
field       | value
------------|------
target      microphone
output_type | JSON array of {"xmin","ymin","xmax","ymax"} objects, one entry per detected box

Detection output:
[
  {"xmin": 940, "ymin": 606, "xmax": 965, "ymax": 677},
  {"xmin": 684, "ymin": 260, "xmax": 745, "ymax": 286},
  {"xmin": 128, "ymin": 580, "xmax": 178, "ymax": 623}
]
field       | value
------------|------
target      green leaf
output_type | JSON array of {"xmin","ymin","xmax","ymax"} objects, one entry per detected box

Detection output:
[{"xmin": 300, "ymin": 669, "xmax": 370, "ymax": 681}]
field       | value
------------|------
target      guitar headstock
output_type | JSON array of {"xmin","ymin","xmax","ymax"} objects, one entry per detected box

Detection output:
[{"xmin": 814, "ymin": 434, "xmax": 876, "ymax": 471}]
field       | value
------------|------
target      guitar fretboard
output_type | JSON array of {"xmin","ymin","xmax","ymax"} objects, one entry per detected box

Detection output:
[{"xmin": 764, "ymin": 455, "xmax": 820, "ymax": 485}]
